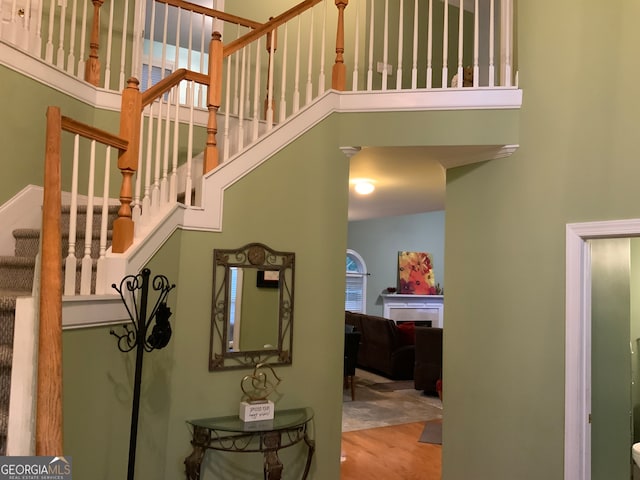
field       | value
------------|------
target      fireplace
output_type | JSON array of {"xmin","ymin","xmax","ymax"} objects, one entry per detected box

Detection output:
[{"xmin": 381, "ymin": 294, "xmax": 444, "ymax": 328}]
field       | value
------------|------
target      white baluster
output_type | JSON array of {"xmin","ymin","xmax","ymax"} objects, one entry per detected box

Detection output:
[
  {"xmin": 118, "ymin": 0, "xmax": 129, "ymax": 91},
  {"xmin": 352, "ymin": 0, "xmax": 360, "ymax": 91},
  {"xmin": 244, "ymin": 43, "xmax": 251, "ymax": 119},
  {"xmin": 7, "ymin": 0, "xmax": 16, "ymax": 44},
  {"xmin": 142, "ymin": 104, "xmax": 154, "ymax": 225},
  {"xmin": 174, "ymin": 8, "xmax": 182, "ymax": 69},
  {"xmin": 170, "ymin": 83, "xmax": 180, "ymax": 201},
  {"xmin": 489, "ymin": 0, "xmax": 495, "ymax": 87},
  {"xmin": 64, "ymin": 134, "xmax": 80, "ymax": 296},
  {"xmin": 233, "ymin": 24, "xmax": 241, "ymax": 115},
  {"xmin": 411, "ymin": 0, "xmax": 418, "ymax": 89},
  {"xmin": 186, "ymin": 12, "xmax": 193, "ymax": 80},
  {"xmin": 198, "ymin": 14, "xmax": 206, "ymax": 106},
  {"xmin": 56, "ymin": 0, "xmax": 66, "ymax": 69},
  {"xmin": 152, "ymin": 99, "xmax": 163, "ymax": 213},
  {"xmin": 293, "ymin": 15, "xmax": 301, "ymax": 112},
  {"xmin": 442, "ymin": 0, "xmax": 448, "ymax": 88},
  {"xmin": 456, "ymin": 0, "xmax": 464, "ymax": 86},
  {"xmin": 503, "ymin": 0, "xmax": 512, "ymax": 86},
  {"xmin": 132, "ymin": 112, "xmax": 143, "ymax": 224},
  {"xmin": 146, "ymin": 1, "xmax": 157, "ymax": 90},
  {"xmin": 318, "ymin": 0, "xmax": 326, "ymax": 95},
  {"xmin": 45, "ymin": 0, "xmax": 54, "ymax": 63},
  {"xmin": 426, "ymin": 0, "xmax": 433, "ymax": 88},
  {"xmin": 0, "ymin": 2, "xmax": 5, "ymax": 40},
  {"xmin": 95, "ymin": 146, "xmax": 111, "ymax": 295},
  {"xmin": 238, "ymin": 46, "xmax": 246, "ymax": 150},
  {"xmin": 77, "ymin": 0, "xmax": 87, "ymax": 78},
  {"xmin": 473, "ymin": 0, "xmax": 479, "ymax": 87},
  {"xmin": 279, "ymin": 22, "xmax": 288, "ymax": 123},
  {"xmin": 185, "ymin": 82, "xmax": 195, "ymax": 206},
  {"xmin": 381, "ymin": 0, "xmax": 388, "ymax": 91},
  {"xmin": 80, "ymin": 140, "xmax": 96, "ymax": 296},
  {"xmin": 252, "ymin": 37, "xmax": 261, "ymax": 141},
  {"xmin": 161, "ymin": 92, "xmax": 172, "ymax": 206},
  {"xmin": 367, "ymin": 0, "xmax": 374, "ymax": 90},
  {"xmin": 131, "ymin": 0, "xmax": 146, "ymax": 80},
  {"xmin": 103, "ymin": 0, "xmax": 114, "ymax": 89},
  {"xmin": 223, "ymin": 55, "xmax": 232, "ymax": 161},
  {"xmin": 67, "ymin": 0, "xmax": 78, "ymax": 75},
  {"xmin": 305, "ymin": 9, "xmax": 314, "ymax": 105},
  {"xmin": 266, "ymin": 27, "xmax": 276, "ymax": 129},
  {"xmin": 396, "ymin": 0, "xmax": 404, "ymax": 90},
  {"xmin": 161, "ymin": 3, "xmax": 168, "ymax": 82},
  {"xmin": 32, "ymin": 0, "xmax": 44, "ymax": 57}
]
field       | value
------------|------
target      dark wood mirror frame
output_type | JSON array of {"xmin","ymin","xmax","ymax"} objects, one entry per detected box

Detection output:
[{"xmin": 209, "ymin": 243, "xmax": 295, "ymax": 371}]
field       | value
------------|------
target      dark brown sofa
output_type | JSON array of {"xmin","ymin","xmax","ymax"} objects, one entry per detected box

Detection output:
[
  {"xmin": 344, "ymin": 311, "xmax": 415, "ymax": 380},
  {"xmin": 414, "ymin": 327, "xmax": 443, "ymax": 395}
]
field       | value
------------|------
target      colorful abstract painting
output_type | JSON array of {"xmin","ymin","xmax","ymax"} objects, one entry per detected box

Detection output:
[{"xmin": 398, "ymin": 251, "xmax": 436, "ymax": 294}]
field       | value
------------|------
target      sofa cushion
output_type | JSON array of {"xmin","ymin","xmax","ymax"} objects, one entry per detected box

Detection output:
[{"xmin": 396, "ymin": 322, "xmax": 416, "ymax": 345}]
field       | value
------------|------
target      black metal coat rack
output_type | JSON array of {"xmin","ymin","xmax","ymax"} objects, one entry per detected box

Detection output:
[{"xmin": 110, "ymin": 268, "xmax": 175, "ymax": 480}]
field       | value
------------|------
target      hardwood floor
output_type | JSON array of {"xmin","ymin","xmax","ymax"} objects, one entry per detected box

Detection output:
[{"xmin": 340, "ymin": 421, "xmax": 442, "ymax": 480}]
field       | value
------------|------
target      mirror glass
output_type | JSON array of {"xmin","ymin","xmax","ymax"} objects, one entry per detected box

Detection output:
[{"xmin": 209, "ymin": 243, "xmax": 295, "ymax": 371}]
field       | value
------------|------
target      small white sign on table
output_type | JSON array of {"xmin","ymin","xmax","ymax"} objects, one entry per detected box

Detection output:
[{"xmin": 239, "ymin": 400, "xmax": 275, "ymax": 422}]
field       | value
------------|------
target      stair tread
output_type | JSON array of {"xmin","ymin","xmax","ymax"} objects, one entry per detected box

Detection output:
[
  {"xmin": 0, "ymin": 345, "xmax": 12, "ymax": 367},
  {"xmin": 61, "ymin": 204, "xmax": 120, "ymax": 213},
  {"xmin": 13, "ymin": 228, "xmax": 113, "ymax": 238},
  {"xmin": 0, "ymin": 256, "xmax": 36, "ymax": 266},
  {"xmin": 0, "ymin": 289, "xmax": 31, "ymax": 298}
]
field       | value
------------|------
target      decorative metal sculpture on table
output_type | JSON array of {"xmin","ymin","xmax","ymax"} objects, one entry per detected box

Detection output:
[
  {"xmin": 110, "ymin": 268, "xmax": 175, "ymax": 480},
  {"xmin": 239, "ymin": 363, "xmax": 282, "ymax": 422}
]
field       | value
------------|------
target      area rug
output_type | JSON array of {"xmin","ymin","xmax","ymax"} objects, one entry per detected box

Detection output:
[
  {"xmin": 418, "ymin": 419, "xmax": 442, "ymax": 444},
  {"xmin": 342, "ymin": 370, "xmax": 442, "ymax": 432}
]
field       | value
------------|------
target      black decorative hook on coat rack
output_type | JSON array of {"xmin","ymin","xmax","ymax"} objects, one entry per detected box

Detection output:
[{"xmin": 110, "ymin": 268, "xmax": 176, "ymax": 480}]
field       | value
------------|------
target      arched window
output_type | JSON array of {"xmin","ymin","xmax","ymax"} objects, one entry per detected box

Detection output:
[{"xmin": 345, "ymin": 249, "xmax": 367, "ymax": 313}]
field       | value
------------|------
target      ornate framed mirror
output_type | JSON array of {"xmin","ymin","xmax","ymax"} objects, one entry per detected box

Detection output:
[{"xmin": 209, "ymin": 243, "xmax": 295, "ymax": 371}]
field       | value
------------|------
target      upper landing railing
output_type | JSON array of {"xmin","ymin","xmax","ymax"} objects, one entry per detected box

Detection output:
[{"xmin": 0, "ymin": 0, "xmax": 516, "ymax": 92}]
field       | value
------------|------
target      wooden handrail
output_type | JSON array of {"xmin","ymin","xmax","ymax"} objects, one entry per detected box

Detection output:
[
  {"xmin": 153, "ymin": 0, "xmax": 263, "ymax": 29},
  {"xmin": 223, "ymin": 0, "xmax": 323, "ymax": 58},
  {"xmin": 61, "ymin": 116, "xmax": 128, "ymax": 150},
  {"xmin": 141, "ymin": 68, "xmax": 208, "ymax": 107}
]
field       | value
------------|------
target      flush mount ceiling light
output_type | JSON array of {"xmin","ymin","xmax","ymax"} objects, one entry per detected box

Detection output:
[{"xmin": 354, "ymin": 181, "xmax": 375, "ymax": 195}]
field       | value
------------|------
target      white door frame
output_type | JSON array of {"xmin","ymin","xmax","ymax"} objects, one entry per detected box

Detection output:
[{"xmin": 565, "ymin": 218, "xmax": 640, "ymax": 480}]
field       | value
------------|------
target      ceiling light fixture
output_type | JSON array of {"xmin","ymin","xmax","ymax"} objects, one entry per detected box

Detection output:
[{"xmin": 354, "ymin": 181, "xmax": 375, "ymax": 195}]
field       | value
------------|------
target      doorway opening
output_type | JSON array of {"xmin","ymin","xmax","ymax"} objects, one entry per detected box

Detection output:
[{"xmin": 565, "ymin": 219, "xmax": 640, "ymax": 480}]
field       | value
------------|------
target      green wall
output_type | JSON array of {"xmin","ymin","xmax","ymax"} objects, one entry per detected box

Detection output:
[
  {"xmin": 0, "ymin": 66, "xmax": 109, "ymax": 204},
  {"xmin": 348, "ymin": 210, "xmax": 445, "ymax": 316},
  {"xmin": 443, "ymin": 1, "xmax": 640, "ymax": 478}
]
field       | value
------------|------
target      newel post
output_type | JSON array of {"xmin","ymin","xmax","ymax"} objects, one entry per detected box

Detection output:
[
  {"xmin": 264, "ymin": 17, "xmax": 277, "ymax": 121},
  {"xmin": 36, "ymin": 107, "xmax": 63, "ymax": 456},
  {"xmin": 112, "ymin": 77, "xmax": 142, "ymax": 253},
  {"xmin": 332, "ymin": 0, "xmax": 349, "ymax": 91},
  {"xmin": 84, "ymin": 0, "xmax": 104, "ymax": 86},
  {"xmin": 204, "ymin": 31, "xmax": 223, "ymax": 173}
]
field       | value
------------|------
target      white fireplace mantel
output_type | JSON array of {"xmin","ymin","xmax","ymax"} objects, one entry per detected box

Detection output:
[{"xmin": 381, "ymin": 294, "xmax": 444, "ymax": 328}]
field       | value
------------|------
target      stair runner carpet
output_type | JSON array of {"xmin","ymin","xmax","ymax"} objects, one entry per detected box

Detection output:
[{"xmin": 0, "ymin": 204, "xmax": 118, "ymax": 454}]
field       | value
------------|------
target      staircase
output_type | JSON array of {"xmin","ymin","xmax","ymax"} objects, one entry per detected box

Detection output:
[{"xmin": 0, "ymin": 203, "xmax": 119, "ymax": 453}]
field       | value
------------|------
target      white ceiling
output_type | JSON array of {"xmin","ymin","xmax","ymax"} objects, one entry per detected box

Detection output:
[{"xmin": 347, "ymin": 145, "xmax": 517, "ymax": 222}]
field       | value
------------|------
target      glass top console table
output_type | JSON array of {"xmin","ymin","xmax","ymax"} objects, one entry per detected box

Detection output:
[{"xmin": 184, "ymin": 407, "xmax": 315, "ymax": 480}]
